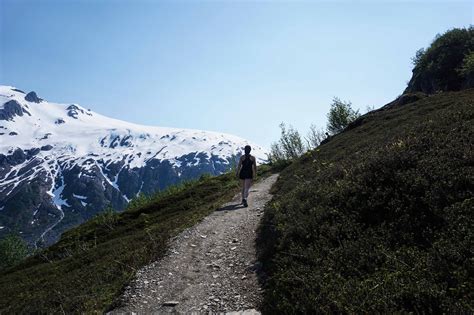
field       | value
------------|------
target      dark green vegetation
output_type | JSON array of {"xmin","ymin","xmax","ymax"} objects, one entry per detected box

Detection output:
[
  {"xmin": 0, "ymin": 234, "xmax": 28, "ymax": 270},
  {"xmin": 258, "ymin": 89, "xmax": 474, "ymax": 313},
  {"xmin": 0, "ymin": 166, "xmax": 273, "ymax": 313},
  {"xmin": 406, "ymin": 26, "xmax": 474, "ymax": 94}
]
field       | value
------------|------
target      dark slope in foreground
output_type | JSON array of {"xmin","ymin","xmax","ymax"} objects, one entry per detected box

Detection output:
[
  {"xmin": 0, "ymin": 166, "xmax": 271, "ymax": 313},
  {"xmin": 258, "ymin": 89, "xmax": 473, "ymax": 313}
]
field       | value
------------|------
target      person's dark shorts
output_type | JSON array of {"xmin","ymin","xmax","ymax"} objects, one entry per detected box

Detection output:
[{"xmin": 239, "ymin": 170, "xmax": 253, "ymax": 180}]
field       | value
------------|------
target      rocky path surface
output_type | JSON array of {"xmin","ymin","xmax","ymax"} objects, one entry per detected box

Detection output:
[{"xmin": 112, "ymin": 174, "xmax": 278, "ymax": 314}]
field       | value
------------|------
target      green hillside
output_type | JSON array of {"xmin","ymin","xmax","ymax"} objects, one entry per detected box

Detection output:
[
  {"xmin": 0, "ymin": 166, "xmax": 271, "ymax": 313},
  {"xmin": 257, "ymin": 89, "xmax": 473, "ymax": 312}
]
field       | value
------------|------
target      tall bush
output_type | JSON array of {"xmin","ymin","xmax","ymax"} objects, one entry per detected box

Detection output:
[
  {"xmin": 305, "ymin": 124, "xmax": 326, "ymax": 149},
  {"xmin": 268, "ymin": 123, "xmax": 305, "ymax": 164},
  {"xmin": 326, "ymin": 97, "xmax": 360, "ymax": 135}
]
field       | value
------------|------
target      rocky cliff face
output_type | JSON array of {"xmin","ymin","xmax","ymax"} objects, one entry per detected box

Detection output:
[{"xmin": 0, "ymin": 86, "xmax": 267, "ymax": 247}]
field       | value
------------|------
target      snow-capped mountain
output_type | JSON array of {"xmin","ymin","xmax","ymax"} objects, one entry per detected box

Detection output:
[{"xmin": 0, "ymin": 86, "xmax": 267, "ymax": 247}]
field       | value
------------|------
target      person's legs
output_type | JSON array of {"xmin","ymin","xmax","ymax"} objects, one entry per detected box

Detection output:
[
  {"xmin": 241, "ymin": 179, "xmax": 246, "ymax": 202},
  {"xmin": 244, "ymin": 179, "xmax": 252, "ymax": 199}
]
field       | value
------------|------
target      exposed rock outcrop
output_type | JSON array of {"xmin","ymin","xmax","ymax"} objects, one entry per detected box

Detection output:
[
  {"xmin": 0, "ymin": 100, "xmax": 24, "ymax": 120},
  {"xmin": 25, "ymin": 91, "xmax": 43, "ymax": 103}
]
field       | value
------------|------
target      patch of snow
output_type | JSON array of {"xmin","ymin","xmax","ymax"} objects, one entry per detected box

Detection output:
[
  {"xmin": 136, "ymin": 181, "xmax": 144, "ymax": 197},
  {"xmin": 80, "ymin": 201, "xmax": 87, "ymax": 207},
  {"xmin": 73, "ymin": 193, "xmax": 87, "ymax": 200},
  {"xmin": 52, "ymin": 177, "xmax": 70, "ymax": 210},
  {"xmin": 193, "ymin": 155, "xmax": 201, "ymax": 166},
  {"xmin": 97, "ymin": 162, "xmax": 119, "ymax": 190}
]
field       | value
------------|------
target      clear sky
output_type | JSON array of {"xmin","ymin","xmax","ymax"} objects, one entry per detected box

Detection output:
[{"xmin": 0, "ymin": 0, "xmax": 472, "ymax": 148}]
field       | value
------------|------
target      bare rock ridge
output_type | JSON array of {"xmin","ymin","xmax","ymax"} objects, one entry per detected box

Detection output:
[{"xmin": 112, "ymin": 174, "xmax": 279, "ymax": 314}]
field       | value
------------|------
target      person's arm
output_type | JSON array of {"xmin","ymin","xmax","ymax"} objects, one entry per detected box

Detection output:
[
  {"xmin": 252, "ymin": 156, "xmax": 257, "ymax": 178},
  {"xmin": 236, "ymin": 156, "xmax": 242, "ymax": 177}
]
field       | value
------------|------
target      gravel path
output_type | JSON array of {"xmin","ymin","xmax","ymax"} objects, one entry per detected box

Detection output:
[{"xmin": 111, "ymin": 174, "xmax": 278, "ymax": 314}]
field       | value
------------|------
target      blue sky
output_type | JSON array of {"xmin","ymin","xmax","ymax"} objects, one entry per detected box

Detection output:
[{"xmin": 0, "ymin": 0, "xmax": 472, "ymax": 147}]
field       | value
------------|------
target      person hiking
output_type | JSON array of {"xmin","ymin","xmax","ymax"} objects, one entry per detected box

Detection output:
[{"xmin": 236, "ymin": 145, "xmax": 257, "ymax": 207}]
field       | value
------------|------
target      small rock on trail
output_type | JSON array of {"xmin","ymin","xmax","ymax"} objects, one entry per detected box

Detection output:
[{"xmin": 111, "ymin": 174, "xmax": 278, "ymax": 314}]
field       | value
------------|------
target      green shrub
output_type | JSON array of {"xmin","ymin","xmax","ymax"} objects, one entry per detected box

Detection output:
[
  {"xmin": 199, "ymin": 173, "xmax": 212, "ymax": 181},
  {"xmin": 126, "ymin": 193, "xmax": 150, "ymax": 212},
  {"xmin": 92, "ymin": 206, "xmax": 119, "ymax": 231},
  {"xmin": 326, "ymin": 97, "xmax": 360, "ymax": 135},
  {"xmin": 268, "ymin": 123, "xmax": 305, "ymax": 165},
  {"xmin": 411, "ymin": 47, "xmax": 426, "ymax": 66},
  {"xmin": 305, "ymin": 123, "xmax": 326, "ymax": 149},
  {"xmin": 458, "ymin": 51, "xmax": 474, "ymax": 86},
  {"xmin": 0, "ymin": 234, "xmax": 28, "ymax": 270}
]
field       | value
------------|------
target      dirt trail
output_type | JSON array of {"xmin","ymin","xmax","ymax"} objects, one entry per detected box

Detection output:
[{"xmin": 112, "ymin": 174, "xmax": 278, "ymax": 314}]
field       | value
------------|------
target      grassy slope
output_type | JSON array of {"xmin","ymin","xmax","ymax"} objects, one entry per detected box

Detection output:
[
  {"xmin": 0, "ymin": 166, "xmax": 272, "ymax": 313},
  {"xmin": 257, "ymin": 90, "xmax": 473, "ymax": 313}
]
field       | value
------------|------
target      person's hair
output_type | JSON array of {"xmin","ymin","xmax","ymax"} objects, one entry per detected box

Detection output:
[{"xmin": 244, "ymin": 145, "xmax": 251, "ymax": 156}]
